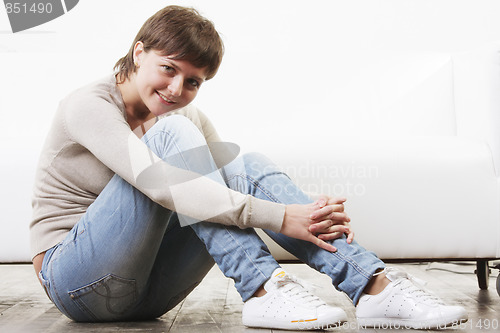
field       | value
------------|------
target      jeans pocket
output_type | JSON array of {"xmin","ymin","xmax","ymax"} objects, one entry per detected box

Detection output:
[{"xmin": 68, "ymin": 274, "xmax": 137, "ymax": 321}]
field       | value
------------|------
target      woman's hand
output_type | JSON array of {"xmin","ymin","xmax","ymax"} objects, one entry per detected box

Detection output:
[
  {"xmin": 280, "ymin": 203, "xmax": 339, "ymax": 252},
  {"xmin": 309, "ymin": 195, "xmax": 354, "ymax": 244}
]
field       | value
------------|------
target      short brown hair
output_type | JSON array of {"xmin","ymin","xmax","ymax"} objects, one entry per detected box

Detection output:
[{"xmin": 115, "ymin": 6, "xmax": 224, "ymax": 82}]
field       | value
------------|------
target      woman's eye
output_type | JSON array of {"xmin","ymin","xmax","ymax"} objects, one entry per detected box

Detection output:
[
  {"xmin": 162, "ymin": 65, "xmax": 174, "ymax": 73},
  {"xmin": 187, "ymin": 79, "xmax": 200, "ymax": 88}
]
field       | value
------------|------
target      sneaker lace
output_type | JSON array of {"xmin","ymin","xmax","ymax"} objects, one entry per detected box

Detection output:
[
  {"xmin": 385, "ymin": 267, "xmax": 445, "ymax": 306},
  {"xmin": 275, "ymin": 274, "xmax": 326, "ymax": 308}
]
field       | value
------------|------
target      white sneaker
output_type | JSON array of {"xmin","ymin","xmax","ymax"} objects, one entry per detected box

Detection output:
[
  {"xmin": 356, "ymin": 267, "xmax": 468, "ymax": 329},
  {"xmin": 242, "ymin": 268, "xmax": 347, "ymax": 330}
]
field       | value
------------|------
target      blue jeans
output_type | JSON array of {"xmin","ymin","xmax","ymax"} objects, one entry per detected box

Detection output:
[{"xmin": 39, "ymin": 115, "xmax": 384, "ymax": 322}]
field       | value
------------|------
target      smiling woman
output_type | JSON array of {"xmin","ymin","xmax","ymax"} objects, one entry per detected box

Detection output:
[
  {"xmin": 114, "ymin": 6, "xmax": 223, "ymax": 83},
  {"xmin": 29, "ymin": 4, "xmax": 467, "ymax": 331},
  {"xmin": 112, "ymin": 5, "xmax": 222, "ymax": 130},
  {"xmin": 117, "ymin": 49, "xmax": 207, "ymax": 130}
]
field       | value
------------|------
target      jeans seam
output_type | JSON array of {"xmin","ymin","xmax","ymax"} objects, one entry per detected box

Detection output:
[
  {"xmin": 214, "ymin": 226, "xmax": 271, "ymax": 281},
  {"xmin": 48, "ymin": 254, "xmax": 74, "ymax": 320},
  {"xmin": 330, "ymin": 250, "xmax": 372, "ymax": 280},
  {"xmin": 195, "ymin": 223, "xmax": 274, "ymax": 301},
  {"xmin": 226, "ymin": 173, "xmax": 285, "ymax": 203},
  {"xmin": 143, "ymin": 130, "xmax": 189, "ymax": 167}
]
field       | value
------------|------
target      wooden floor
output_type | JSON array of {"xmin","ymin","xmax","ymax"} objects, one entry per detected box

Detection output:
[{"xmin": 0, "ymin": 262, "xmax": 499, "ymax": 332}]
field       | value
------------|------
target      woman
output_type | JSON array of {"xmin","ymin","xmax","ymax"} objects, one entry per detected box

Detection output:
[{"xmin": 31, "ymin": 5, "xmax": 467, "ymax": 330}]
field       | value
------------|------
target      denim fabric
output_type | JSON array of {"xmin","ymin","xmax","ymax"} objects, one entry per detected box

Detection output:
[
  {"xmin": 40, "ymin": 115, "xmax": 384, "ymax": 322},
  {"xmin": 220, "ymin": 152, "xmax": 385, "ymax": 305}
]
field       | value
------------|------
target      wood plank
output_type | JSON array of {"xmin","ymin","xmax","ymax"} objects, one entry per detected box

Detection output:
[{"xmin": 0, "ymin": 262, "xmax": 498, "ymax": 332}]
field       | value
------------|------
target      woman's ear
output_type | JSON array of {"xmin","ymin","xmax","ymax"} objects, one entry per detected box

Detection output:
[{"xmin": 133, "ymin": 41, "xmax": 145, "ymax": 67}]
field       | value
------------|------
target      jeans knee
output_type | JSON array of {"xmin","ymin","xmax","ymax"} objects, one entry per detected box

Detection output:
[
  {"xmin": 142, "ymin": 115, "xmax": 207, "ymax": 158},
  {"xmin": 154, "ymin": 115, "xmax": 202, "ymax": 139},
  {"xmin": 241, "ymin": 152, "xmax": 282, "ymax": 177}
]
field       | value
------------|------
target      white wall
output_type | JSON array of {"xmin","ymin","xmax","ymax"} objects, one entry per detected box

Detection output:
[{"xmin": 1, "ymin": 0, "xmax": 500, "ymax": 262}]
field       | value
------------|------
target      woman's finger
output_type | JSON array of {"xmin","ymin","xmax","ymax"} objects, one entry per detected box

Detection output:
[
  {"xmin": 329, "ymin": 212, "xmax": 350, "ymax": 222},
  {"xmin": 308, "ymin": 234, "xmax": 337, "ymax": 252},
  {"xmin": 346, "ymin": 228, "xmax": 355, "ymax": 243},
  {"xmin": 317, "ymin": 225, "xmax": 355, "ymax": 243},
  {"xmin": 314, "ymin": 195, "xmax": 329, "ymax": 208},
  {"xmin": 317, "ymin": 232, "xmax": 343, "ymax": 241},
  {"xmin": 310, "ymin": 222, "xmax": 348, "ymax": 235},
  {"xmin": 327, "ymin": 197, "xmax": 346, "ymax": 205},
  {"xmin": 310, "ymin": 204, "xmax": 344, "ymax": 220},
  {"xmin": 308, "ymin": 219, "xmax": 333, "ymax": 233},
  {"xmin": 314, "ymin": 196, "xmax": 346, "ymax": 208}
]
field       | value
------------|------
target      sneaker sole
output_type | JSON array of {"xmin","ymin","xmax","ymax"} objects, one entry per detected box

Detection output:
[
  {"xmin": 357, "ymin": 315, "xmax": 469, "ymax": 330},
  {"xmin": 243, "ymin": 317, "xmax": 347, "ymax": 330}
]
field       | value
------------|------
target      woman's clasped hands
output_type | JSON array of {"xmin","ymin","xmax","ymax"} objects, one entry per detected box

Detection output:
[{"xmin": 280, "ymin": 195, "xmax": 354, "ymax": 252}]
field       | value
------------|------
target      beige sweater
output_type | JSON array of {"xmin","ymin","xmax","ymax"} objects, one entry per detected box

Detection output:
[{"xmin": 30, "ymin": 74, "xmax": 285, "ymax": 259}]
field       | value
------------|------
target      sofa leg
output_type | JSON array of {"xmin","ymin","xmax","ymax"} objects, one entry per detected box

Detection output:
[
  {"xmin": 497, "ymin": 272, "xmax": 500, "ymax": 297},
  {"xmin": 494, "ymin": 263, "xmax": 500, "ymax": 297},
  {"xmin": 475, "ymin": 260, "xmax": 490, "ymax": 290}
]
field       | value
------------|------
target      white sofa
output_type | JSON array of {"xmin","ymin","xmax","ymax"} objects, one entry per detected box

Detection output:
[
  {"xmin": 253, "ymin": 43, "xmax": 500, "ymax": 291},
  {"xmin": 1, "ymin": 1, "xmax": 499, "ymax": 292}
]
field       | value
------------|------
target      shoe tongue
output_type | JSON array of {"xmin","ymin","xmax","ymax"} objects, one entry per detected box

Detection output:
[
  {"xmin": 264, "ymin": 269, "xmax": 287, "ymax": 292},
  {"xmin": 264, "ymin": 269, "xmax": 327, "ymax": 308},
  {"xmin": 385, "ymin": 270, "xmax": 408, "ymax": 282},
  {"xmin": 272, "ymin": 269, "xmax": 287, "ymax": 280}
]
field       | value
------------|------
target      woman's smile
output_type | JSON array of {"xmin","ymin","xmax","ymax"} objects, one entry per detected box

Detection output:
[{"xmin": 156, "ymin": 91, "xmax": 176, "ymax": 105}]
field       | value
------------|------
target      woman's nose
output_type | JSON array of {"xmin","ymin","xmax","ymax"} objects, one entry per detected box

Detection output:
[{"xmin": 168, "ymin": 76, "xmax": 183, "ymax": 97}]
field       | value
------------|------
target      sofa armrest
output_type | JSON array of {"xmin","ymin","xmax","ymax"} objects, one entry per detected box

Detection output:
[
  {"xmin": 452, "ymin": 42, "xmax": 500, "ymax": 176},
  {"xmin": 260, "ymin": 136, "xmax": 500, "ymax": 260}
]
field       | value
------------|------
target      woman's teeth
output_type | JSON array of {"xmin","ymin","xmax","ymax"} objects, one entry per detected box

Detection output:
[{"xmin": 158, "ymin": 92, "xmax": 174, "ymax": 103}]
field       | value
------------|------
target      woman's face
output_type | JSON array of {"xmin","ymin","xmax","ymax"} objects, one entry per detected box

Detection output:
[{"xmin": 133, "ymin": 43, "xmax": 207, "ymax": 116}]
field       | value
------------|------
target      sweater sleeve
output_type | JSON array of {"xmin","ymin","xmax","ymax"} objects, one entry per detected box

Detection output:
[
  {"xmin": 198, "ymin": 109, "xmax": 222, "ymax": 143},
  {"xmin": 62, "ymin": 96, "xmax": 285, "ymax": 232}
]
